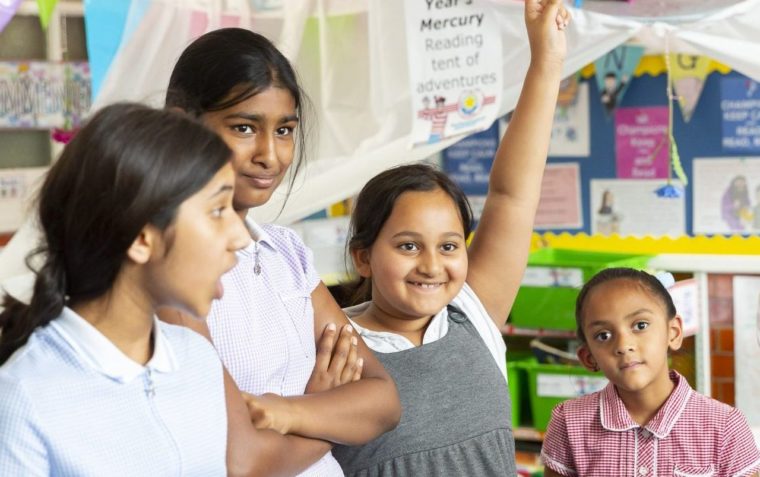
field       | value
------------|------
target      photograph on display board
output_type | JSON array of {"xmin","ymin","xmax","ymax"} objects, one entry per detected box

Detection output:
[
  {"xmin": 693, "ymin": 158, "xmax": 760, "ymax": 234},
  {"xmin": 590, "ymin": 179, "xmax": 685, "ymax": 237}
]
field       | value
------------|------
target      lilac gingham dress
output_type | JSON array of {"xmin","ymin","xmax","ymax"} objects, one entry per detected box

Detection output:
[{"xmin": 208, "ymin": 219, "xmax": 343, "ymax": 476}]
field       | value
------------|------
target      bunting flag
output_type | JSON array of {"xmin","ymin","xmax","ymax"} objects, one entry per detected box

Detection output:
[
  {"xmin": 669, "ymin": 54, "xmax": 710, "ymax": 123},
  {"xmin": 594, "ymin": 45, "xmax": 645, "ymax": 117},
  {"xmin": 83, "ymin": 0, "xmax": 134, "ymax": 100},
  {"xmin": 0, "ymin": 0, "xmax": 22, "ymax": 34},
  {"xmin": 36, "ymin": 0, "xmax": 58, "ymax": 29}
]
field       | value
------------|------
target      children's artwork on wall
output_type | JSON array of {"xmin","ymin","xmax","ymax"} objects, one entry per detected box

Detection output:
[
  {"xmin": 668, "ymin": 278, "xmax": 699, "ymax": 337},
  {"xmin": 590, "ymin": 179, "xmax": 686, "ymax": 236},
  {"xmin": 405, "ymin": 0, "xmax": 502, "ymax": 146},
  {"xmin": 593, "ymin": 45, "xmax": 644, "ymax": 117},
  {"xmin": 534, "ymin": 163, "xmax": 583, "ymax": 230},
  {"xmin": 731, "ymin": 275, "xmax": 760, "ymax": 429},
  {"xmin": 693, "ymin": 158, "xmax": 760, "ymax": 235},
  {"xmin": 0, "ymin": 61, "xmax": 91, "ymax": 129},
  {"xmin": 549, "ymin": 81, "xmax": 590, "ymax": 157},
  {"xmin": 0, "ymin": 167, "xmax": 47, "ymax": 233},
  {"xmin": 615, "ymin": 106, "xmax": 670, "ymax": 179},
  {"xmin": 442, "ymin": 120, "xmax": 499, "ymax": 195},
  {"xmin": 670, "ymin": 54, "xmax": 710, "ymax": 123},
  {"xmin": 721, "ymin": 77, "xmax": 760, "ymax": 152}
]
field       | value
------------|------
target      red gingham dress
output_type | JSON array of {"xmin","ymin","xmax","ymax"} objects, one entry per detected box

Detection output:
[{"xmin": 542, "ymin": 371, "xmax": 760, "ymax": 477}]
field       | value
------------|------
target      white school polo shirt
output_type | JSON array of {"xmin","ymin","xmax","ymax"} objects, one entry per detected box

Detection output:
[{"xmin": 0, "ymin": 307, "xmax": 227, "ymax": 476}]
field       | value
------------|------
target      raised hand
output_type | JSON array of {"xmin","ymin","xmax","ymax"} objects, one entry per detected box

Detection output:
[
  {"xmin": 524, "ymin": 0, "xmax": 570, "ymax": 68},
  {"xmin": 305, "ymin": 323, "xmax": 363, "ymax": 394}
]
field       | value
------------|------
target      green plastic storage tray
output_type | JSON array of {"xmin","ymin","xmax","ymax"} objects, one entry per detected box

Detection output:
[
  {"xmin": 510, "ymin": 248, "xmax": 652, "ymax": 331},
  {"xmin": 524, "ymin": 358, "xmax": 608, "ymax": 431}
]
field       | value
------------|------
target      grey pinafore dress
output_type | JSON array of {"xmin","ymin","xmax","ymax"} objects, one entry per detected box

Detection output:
[{"xmin": 333, "ymin": 305, "xmax": 517, "ymax": 476}]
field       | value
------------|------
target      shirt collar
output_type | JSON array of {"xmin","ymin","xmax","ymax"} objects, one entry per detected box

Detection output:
[
  {"xmin": 599, "ymin": 370, "xmax": 692, "ymax": 438},
  {"xmin": 50, "ymin": 306, "xmax": 178, "ymax": 383},
  {"xmin": 240, "ymin": 217, "xmax": 274, "ymax": 256}
]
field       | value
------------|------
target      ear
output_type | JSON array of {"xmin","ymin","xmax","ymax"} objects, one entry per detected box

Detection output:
[
  {"xmin": 577, "ymin": 344, "xmax": 599, "ymax": 372},
  {"xmin": 349, "ymin": 248, "xmax": 372, "ymax": 278},
  {"xmin": 127, "ymin": 225, "xmax": 160, "ymax": 265},
  {"xmin": 667, "ymin": 315, "xmax": 685, "ymax": 352}
]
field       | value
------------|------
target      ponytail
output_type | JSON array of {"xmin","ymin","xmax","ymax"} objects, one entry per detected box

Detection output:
[{"xmin": 0, "ymin": 248, "xmax": 67, "ymax": 364}]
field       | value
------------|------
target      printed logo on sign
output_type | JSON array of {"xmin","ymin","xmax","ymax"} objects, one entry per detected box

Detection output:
[{"xmin": 458, "ymin": 90, "xmax": 483, "ymax": 118}]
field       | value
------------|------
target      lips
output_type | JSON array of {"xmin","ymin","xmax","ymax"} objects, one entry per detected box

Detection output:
[
  {"xmin": 241, "ymin": 173, "xmax": 277, "ymax": 189},
  {"xmin": 620, "ymin": 361, "xmax": 643, "ymax": 370}
]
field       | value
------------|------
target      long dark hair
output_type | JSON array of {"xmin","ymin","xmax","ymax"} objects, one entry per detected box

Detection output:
[
  {"xmin": 575, "ymin": 267, "xmax": 676, "ymax": 343},
  {"xmin": 165, "ymin": 27, "xmax": 311, "ymax": 203},
  {"xmin": 0, "ymin": 103, "xmax": 231, "ymax": 364},
  {"xmin": 346, "ymin": 164, "xmax": 473, "ymax": 304}
]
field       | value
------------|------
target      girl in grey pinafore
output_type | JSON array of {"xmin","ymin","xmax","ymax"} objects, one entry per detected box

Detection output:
[{"xmin": 332, "ymin": 306, "xmax": 517, "ymax": 477}]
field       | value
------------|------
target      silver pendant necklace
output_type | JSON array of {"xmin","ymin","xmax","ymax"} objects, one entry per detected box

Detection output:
[{"xmin": 254, "ymin": 241, "xmax": 262, "ymax": 275}]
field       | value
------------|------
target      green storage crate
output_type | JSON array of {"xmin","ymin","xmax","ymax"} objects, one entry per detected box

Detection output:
[
  {"xmin": 524, "ymin": 358, "xmax": 608, "ymax": 431},
  {"xmin": 510, "ymin": 248, "xmax": 652, "ymax": 330},
  {"xmin": 506, "ymin": 354, "xmax": 532, "ymax": 428}
]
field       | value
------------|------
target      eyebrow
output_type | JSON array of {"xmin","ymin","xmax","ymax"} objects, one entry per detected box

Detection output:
[
  {"xmin": 586, "ymin": 308, "xmax": 654, "ymax": 328},
  {"xmin": 223, "ymin": 112, "xmax": 299, "ymax": 123},
  {"xmin": 209, "ymin": 184, "xmax": 234, "ymax": 198}
]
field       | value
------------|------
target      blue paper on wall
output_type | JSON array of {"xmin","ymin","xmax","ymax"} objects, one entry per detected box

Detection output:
[
  {"xmin": 442, "ymin": 121, "xmax": 499, "ymax": 195},
  {"xmin": 721, "ymin": 77, "xmax": 760, "ymax": 152}
]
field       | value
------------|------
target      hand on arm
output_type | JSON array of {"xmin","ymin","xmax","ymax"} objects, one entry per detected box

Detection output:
[
  {"xmin": 157, "ymin": 309, "xmax": 335, "ymax": 477},
  {"xmin": 277, "ymin": 281, "xmax": 400, "ymax": 445},
  {"xmin": 466, "ymin": 0, "xmax": 569, "ymax": 326}
]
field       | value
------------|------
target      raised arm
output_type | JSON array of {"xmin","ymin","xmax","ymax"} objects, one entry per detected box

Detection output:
[{"xmin": 466, "ymin": 0, "xmax": 569, "ymax": 326}]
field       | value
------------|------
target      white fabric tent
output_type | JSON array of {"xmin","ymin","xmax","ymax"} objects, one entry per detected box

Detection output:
[{"xmin": 2, "ymin": 0, "xmax": 760, "ymax": 292}]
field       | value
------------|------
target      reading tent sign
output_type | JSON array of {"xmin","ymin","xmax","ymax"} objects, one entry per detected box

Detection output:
[{"xmin": 405, "ymin": 0, "xmax": 502, "ymax": 146}]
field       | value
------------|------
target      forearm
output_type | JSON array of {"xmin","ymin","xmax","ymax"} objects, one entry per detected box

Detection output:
[
  {"xmin": 286, "ymin": 377, "xmax": 400, "ymax": 446},
  {"xmin": 491, "ymin": 60, "xmax": 562, "ymax": 201},
  {"xmin": 224, "ymin": 368, "xmax": 333, "ymax": 477}
]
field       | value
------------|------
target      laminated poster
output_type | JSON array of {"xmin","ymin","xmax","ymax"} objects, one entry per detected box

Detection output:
[
  {"xmin": 693, "ymin": 157, "xmax": 760, "ymax": 235},
  {"xmin": 549, "ymin": 81, "xmax": 590, "ymax": 158},
  {"xmin": 0, "ymin": 61, "xmax": 91, "ymax": 129},
  {"xmin": 721, "ymin": 77, "xmax": 760, "ymax": 152},
  {"xmin": 0, "ymin": 167, "xmax": 47, "ymax": 233},
  {"xmin": 405, "ymin": 0, "xmax": 502, "ymax": 146},
  {"xmin": 615, "ymin": 106, "xmax": 670, "ymax": 179},
  {"xmin": 534, "ymin": 163, "xmax": 582, "ymax": 230},
  {"xmin": 590, "ymin": 179, "xmax": 685, "ymax": 237},
  {"xmin": 731, "ymin": 276, "xmax": 760, "ymax": 428}
]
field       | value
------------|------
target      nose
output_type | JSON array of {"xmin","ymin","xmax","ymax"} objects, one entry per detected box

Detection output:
[
  {"xmin": 253, "ymin": 131, "xmax": 278, "ymax": 170},
  {"xmin": 228, "ymin": 213, "xmax": 251, "ymax": 253},
  {"xmin": 417, "ymin": 250, "xmax": 442, "ymax": 276},
  {"xmin": 613, "ymin": 333, "xmax": 635, "ymax": 355}
]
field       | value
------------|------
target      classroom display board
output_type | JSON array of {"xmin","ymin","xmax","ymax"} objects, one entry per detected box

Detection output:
[{"xmin": 443, "ymin": 62, "xmax": 760, "ymax": 238}]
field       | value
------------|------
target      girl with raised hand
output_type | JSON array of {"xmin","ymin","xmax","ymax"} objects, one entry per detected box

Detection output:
[
  {"xmin": 332, "ymin": 0, "xmax": 569, "ymax": 475},
  {"xmin": 163, "ymin": 27, "xmax": 400, "ymax": 475},
  {"xmin": 0, "ymin": 103, "xmax": 249, "ymax": 475}
]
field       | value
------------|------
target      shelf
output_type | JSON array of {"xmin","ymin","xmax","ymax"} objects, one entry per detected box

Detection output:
[
  {"xmin": 513, "ymin": 426, "xmax": 545, "ymax": 442},
  {"xmin": 501, "ymin": 324, "xmax": 576, "ymax": 338}
]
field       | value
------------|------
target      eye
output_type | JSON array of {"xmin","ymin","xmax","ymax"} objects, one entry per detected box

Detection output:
[
  {"xmin": 441, "ymin": 242, "xmax": 458, "ymax": 252},
  {"xmin": 211, "ymin": 206, "xmax": 226, "ymax": 218},
  {"xmin": 594, "ymin": 331, "xmax": 612, "ymax": 342},
  {"xmin": 633, "ymin": 321, "xmax": 649, "ymax": 331},
  {"xmin": 231, "ymin": 124, "xmax": 254, "ymax": 135},
  {"xmin": 276, "ymin": 126, "xmax": 295, "ymax": 137},
  {"xmin": 398, "ymin": 242, "xmax": 418, "ymax": 252}
]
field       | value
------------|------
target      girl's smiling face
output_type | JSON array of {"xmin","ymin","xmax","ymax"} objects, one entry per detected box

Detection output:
[
  {"xmin": 577, "ymin": 278, "xmax": 684, "ymax": 400},
  {"xmin": 352, "ymin": 188, "xmax": 468, "ymax": 324},
  {"xmin": 203, "ymin": 86, "xmax": 298, "ymax": 214}
]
